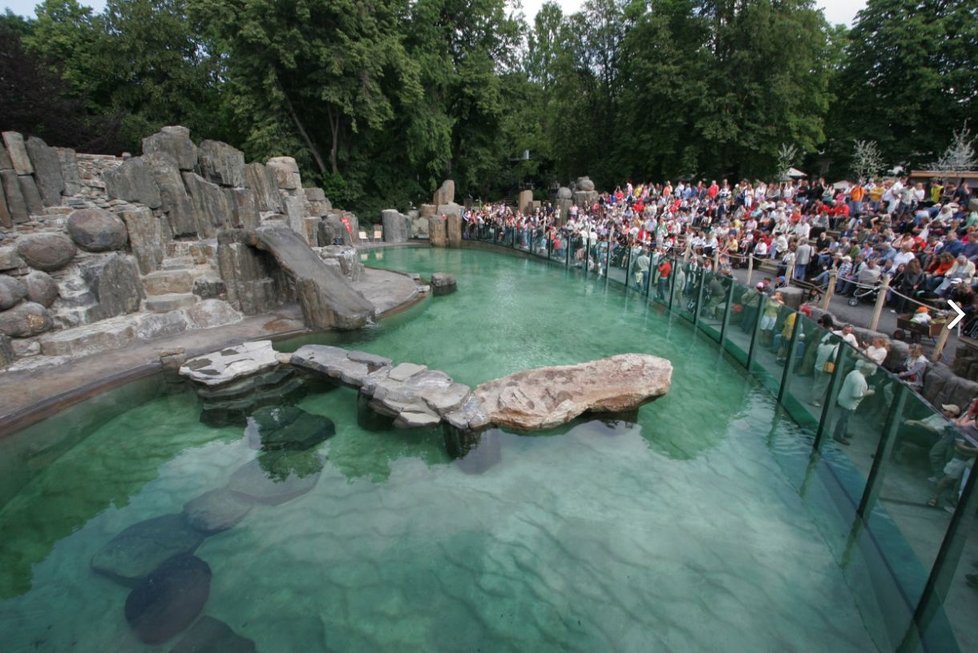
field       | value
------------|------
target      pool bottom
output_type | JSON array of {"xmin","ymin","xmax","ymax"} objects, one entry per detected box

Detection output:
[{"xmin": 0, "ymin": 384, "xmax": 877, "ymax": 652}]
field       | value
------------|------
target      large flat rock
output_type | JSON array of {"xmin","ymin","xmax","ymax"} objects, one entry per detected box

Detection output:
[
  {"xmin": 474, "ymin": 354, "xmax": 672, "ymax": 430},
  {"xmin": 179, "ymin": 339, "xmax": 279, "ymax": 386}
]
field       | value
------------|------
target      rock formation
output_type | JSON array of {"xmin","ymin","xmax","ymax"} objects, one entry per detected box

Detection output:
[
  {"xmin": 474, "ymin": 354, "xmax": 672, "ymax": 430},
  {"xmin": 0, "ymin": 126, "xmax": 382, "ymax": 370}
]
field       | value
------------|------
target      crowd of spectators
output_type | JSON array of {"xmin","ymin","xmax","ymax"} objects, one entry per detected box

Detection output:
[{"xmin": 462, "ymin": 176, "xmax": 978, "ymax": 332}]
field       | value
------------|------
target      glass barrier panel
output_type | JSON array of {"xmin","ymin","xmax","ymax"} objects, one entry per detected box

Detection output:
[
  {"xmin": 673, "ymin": 261, "xmax": 699, "ymax": 323},
  {"xmin": 748, "ymin": 294, "xmax": 788, "ymax": 393},
  {"xmin": 722, "ymin": 282, "xmax": 755, "ymax": 365},
  {"xmin": 695, "ymin": 271, "xmax": 727, "ymax": 342},
  {"xmin": 778, "ymin": 314, "xmax": 828, "ymax": 433}
]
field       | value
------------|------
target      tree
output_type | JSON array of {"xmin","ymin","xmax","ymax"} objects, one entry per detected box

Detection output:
[
  {"xmin": 929, "ymin": 124, "xmax": 978, "ymax": 172},
  {"xmin": 191, "ymin": 0, "xmax": 420, "ymax": 180},
  {"xmin": 851, "ymin": 140, "xmax": 885, "ymax": 181},
  {"xmin": 829, "ymin": 0, "xmax": 978, "ymax": 170}
]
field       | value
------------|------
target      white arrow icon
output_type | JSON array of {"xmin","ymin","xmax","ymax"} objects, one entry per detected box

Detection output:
[{"xmin": 947, "ymin": 300, "xmax": 966, "ymax": 330}]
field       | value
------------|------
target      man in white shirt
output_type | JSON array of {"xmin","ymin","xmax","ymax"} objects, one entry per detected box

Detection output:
[{"xmin": 833, "ymin": 360, "xmax": 876, "ymax": 445}]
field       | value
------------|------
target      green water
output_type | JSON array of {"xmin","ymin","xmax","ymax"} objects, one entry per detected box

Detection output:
[{"xmin": 0, "ymin": 248, "xmax": 880, "ymax": 651}]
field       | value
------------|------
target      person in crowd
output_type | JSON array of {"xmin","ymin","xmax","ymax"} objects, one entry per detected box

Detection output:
[{"xmin": 832, "ymin": 360, "xmax": 876, "ymax": 445}]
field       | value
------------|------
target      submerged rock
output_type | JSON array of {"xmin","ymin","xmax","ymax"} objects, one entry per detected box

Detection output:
[
  {"xmin": 228, "ymin": 456, "xmax": 321, "ymax": 505},
  {"xmin": 430, "ymin": 272, "xmax": 457, "ymax": 296},
  {"xmin": 183, "ymin": 488, "xmax": 252, "ymax": 534},
  {"xmin": 91, "ymin": 514, "xmax": 204, "ymax": 586},
  {"xmin": 170, "ymin": 616, "xmax": 257, "ymax": 653},
  {"xmin": 474, "ymin": 353, "xmax": 672, "ymax": 430},
  {"xmin": 248, "ymin": 405, "xmax": 336, "ymax": 451},
  {"xmin": 124, "ymin": 553, "xmax": 211, "ymax": 645}
]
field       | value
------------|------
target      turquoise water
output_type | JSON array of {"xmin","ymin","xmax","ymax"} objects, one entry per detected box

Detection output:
[{"xmin": 0, "ymin": 248, "xmax": 881, "ymax": 651}]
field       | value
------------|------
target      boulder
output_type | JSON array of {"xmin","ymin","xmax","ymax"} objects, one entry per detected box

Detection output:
[
  {"xmin": 82, "ymin": 254, "xmax": 144, "ymax": 320},
  {"xmin": 135, "ymin": 311, "xmax": 190, "ymax": 341},
  {"xmin": 304, "ymin": 186, "xmax": 332, "ymax": 216},
  {"xmin": 318, "ymin": 245, "xmax": 364, "ymax": 281},
  {"xmin": 0, "ymin": 276, "xmax": 27, "ymax": 310},
  {"xmin": 420, "ymin": 203, "xmax": 436, "ymax": 217},
  {"xmin": 446, "ymin": 214, "xmax": 462, "ymax": 247},
  {"xmin": 144, "ymin": 153, "xmax": 197, "ymax": 237},
  {"xmin": 104, "ymin": 157, "xmax": 162, "ymax": 209},
  {"xmin": 291, "ymin": 344, "xmax": 391, "ymax": 387},
  {"xmin": 143, "ymin": 270, "xmax": 193, "ymax": 295},
  {"xmin": 184, "ymin": 298, "xmax": 243, "ymax": 329},
  {"xmin": 192, "ymin": 273, "xmax": 226, "ymax": 300},
  {"xmin": 474, "ymin": 354, "xmax": 673, "ymax": 430},
  {"xmin": 183, "ymin": 488, "xmax": 252, "ymax": 534},
  {"xmin": 0, "ymin": 247, "xmax": 24, "ymax": 272},
  {"xmin": 280, "ymin": 193, "xmax": 306, "ymax": 239},
  {"xmin": 18, "ymin": 174, "xmax": 44, "ymax": 215},
  {"xmin": 56, "ymin": 147, "xmax": 82, "ymax": 195},
  {"xmin": 119, "ymin": 206, "xmax": 165, "ymax": 274},
  {"xmin": 243, "ymin": 162, "xmax": 283, "ymax": 213},
  {"xmin": 216, "ymin": 233, "xmax": 285, "ymax": 315},
  {"xmin": 16, "ymin": 232, "xmax": 76, "ymax": 271},
  {"xmin": 141, "ymin": 125, "xmax": 197, "ymax": 170},
  {"xmin": 170, "ymin": 616, "xmax": 257, "ymax": 653},
  {"xmin": 430, "ymin": 272, "xmax": 457, "ymax": 296},
  {"xmin": 574, "ymin": 190, "xmax": 598, "ymax": 208},
  {"xmin": 198, "ymin": 140, "xmax": 245, "ymax": 187},
  {"xmin": 575, "ymin": 176, "xmax": 595, "ymax": 192},
  {"xmin": 0, "ymin": 171, "xmax": 28, "ymax": 223},
  {"xmin": 381, "ymin": 209, "xmax": 410, "ymax": 243},
  {"xmin": 252, "ymin": 225, "xmax": 375, "ymax": 330},
  {"xmin": 433, "ymin": 179, "xmax": 455, "ymax": 206},
  {"xmin": 227, "ymin": 457, "xmax": 321, "ymax": 505},
  {"xmin": 39, "ymin": 316, "xmax": 136, "ymax": 356},
  {"xmin": 248, "ymin": 405, "xmax": 336, "ymax": 451},
  {"xmin": 230, "ymin": 187, "xmax": 260, "ymax": 230},
  {"xmin": 124, "ymin": 553, "xmax": 211, "ymax": 645},
  {"xmin": 66, "ymin": 208, "xmax": 129, "ymax": 252},
  {"xmin": 518, "ymin": 189, "xmax": 533, "ymax": 213},
  {"xmin": 411, "ymin": 215, "xmax": 430, "ymax": 239},
  {"xmin": 436, "ymin": 202, "xmax": 462, "ymax": 218},
  {"xmin": 318, "ymin": 213, "xmax": 355, "ymax": 247},
  {"xmin": 180, "ymin": 339, "xmax": 279, "ymax": 386},
  {"xmin": 0, "ymin": 175, "xmax": 9, "ymax": 228},
  {"xmin": 556, "ymin": 186, "xmax": 573, "ymax": 200},
  {"xmin": 0, "ymin": 334, "xmax": 13, "ymax": 368},
  {"xmin": 1, "ymin": 132, "xmax": 32, "ymax": 174},
  {"xmin": 23, "ymin": 271, "xmax": 58, "ymax": 307},
  {"xmin": 0, "ymin": 140, "xmax": 11, "ymax": 169},
  {"xmin": 0, "ymin": 302, "xmax": 53, "ymax": 337},
  {"xmin": 91, "ymin": 514, "xmax": 204, "ymax": 586},
  {"xmin": 429, "ymin": 217, "xmax": 447, "ymax": 247},
  {"xmin": 266, "ymin": 156, "xmax": 301, "ymax": 190},
  {"xmin": 25, "ymin": 136, "xmax": 64, "ymax": 206},
  {"xmin": 182, "ymin": 172, "xmax": 233, "ymax": 238}
]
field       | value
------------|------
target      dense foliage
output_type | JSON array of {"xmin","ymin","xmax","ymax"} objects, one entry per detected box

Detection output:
[{"xmin": 1, "ymin": 0, "xmax": 976, "ymax": 217}]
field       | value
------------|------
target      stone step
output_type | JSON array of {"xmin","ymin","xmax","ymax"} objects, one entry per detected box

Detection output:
[
  {"xmin": 161, "ymin": 256, "xmax": 195, "ymax": 271},
  {"xmin": 39, "ymin": 315, "xmax": 137, "ymax": 357},
  {"xmin": 142, "ymin": 269, "xmax": 194, "ymax": 296},
  {"xmin": 144, "ymin": 293, "xmax": 198, "ymax": 313}
]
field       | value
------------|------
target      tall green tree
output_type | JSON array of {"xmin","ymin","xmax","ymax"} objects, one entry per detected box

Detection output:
[{"xmin": 828, "ymin": 0, "xmax": 978, "ymax": 172}]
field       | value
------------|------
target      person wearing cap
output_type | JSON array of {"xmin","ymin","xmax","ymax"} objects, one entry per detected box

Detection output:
[
  {"xmin": 831, "ymin": 360, "xmax": 876, "ymax": 445},
  {"xmin": 906, "ymin": 403, "xmax": 965, "ymax": 478},
  {"xmin": 927, "ymin": 416, "xmax": 977, "ymax": 510}
]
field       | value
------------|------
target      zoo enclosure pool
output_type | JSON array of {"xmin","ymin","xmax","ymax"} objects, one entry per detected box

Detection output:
[{"xmin": 0, "ymin": 244, "xmax": 973, "ymax": 651}]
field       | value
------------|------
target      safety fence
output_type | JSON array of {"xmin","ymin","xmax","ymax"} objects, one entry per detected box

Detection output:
[{"xmin": 465, "ymin": 224, "xmax": 978, "ymax": 653}]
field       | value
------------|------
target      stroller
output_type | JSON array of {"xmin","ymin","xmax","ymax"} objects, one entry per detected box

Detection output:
[{"xmin": 847, "ymin": 279, "xmax": 881, "ymax": 306}]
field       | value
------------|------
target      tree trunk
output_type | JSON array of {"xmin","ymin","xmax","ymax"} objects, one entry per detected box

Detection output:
[
  {"xmin": 282, "ymin": 90, "xmax": 328, "ymax": 176},
  {"xmin": 327, "ymin": 108, "xmax": 340, "ymax": 176}
]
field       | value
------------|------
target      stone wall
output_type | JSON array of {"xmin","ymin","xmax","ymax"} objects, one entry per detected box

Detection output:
[{"xmin": 0, "ymin": 126, "xmax": 362, "ymax": 370}]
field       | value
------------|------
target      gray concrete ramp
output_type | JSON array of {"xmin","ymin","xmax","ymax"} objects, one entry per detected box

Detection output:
[{"xmin": 252, "ymin": 226, "xmax": 374, "ymax": 330}]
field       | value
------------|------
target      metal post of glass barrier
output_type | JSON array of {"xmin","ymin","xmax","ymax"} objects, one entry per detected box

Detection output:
[
  {"xmin": 747, "ymin": 295, "xmax": 766, "ymax": 370},
  {"xmin": 899, "ymin": 457, "xmax": 978, "ymax": 653},
  {"xmin": 693, "ymin": 269, "xmax": 706, "ymax": 327},
  {"xmin": 777, "ymin": 310, "xmax": 801, "ymax": 404},
  {"xmin": 624, "ymin": 246, "xmax": 632, "ymax": 291},
  {"xmin": 814, "ymin": 344, "xmax": 847, "ymax": 451},
  {"xmin": 604, "ymin": 239, "xmax": 611, "ymax": 278},
  {"xmin": 719, "ymin": 278, "xmax": 735, "ymax": 344},
  {"xmin": 857, "ymin": 383, "xmax": 907, "ymax": 518},
  {"xmin": 565, "ymin": 234, "xmax": 571, "ymax": 268},
  {"xmin": 667, "ymin": 257, "xmax": 676, "ymax": 311},
  {"xmin": 644, "ymin": 252, "xmax": 653, "ymax": 297}
]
